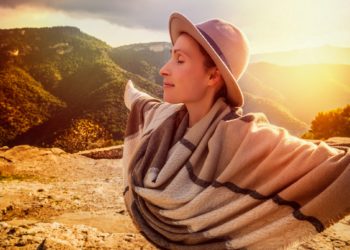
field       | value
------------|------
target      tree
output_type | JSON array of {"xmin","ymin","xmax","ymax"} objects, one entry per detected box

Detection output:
[
  {"xmin": 302, "ymin": 105, "xmax": 350, "ymax": 139},
  {"xmin": 52, "ymin": 118, "xmax": 113, "ymax": 152}
]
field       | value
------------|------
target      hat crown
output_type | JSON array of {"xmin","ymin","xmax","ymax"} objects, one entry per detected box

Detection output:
[{"xmin": 196, "ymin": 19, "xmax": 249, "ymax": 81}]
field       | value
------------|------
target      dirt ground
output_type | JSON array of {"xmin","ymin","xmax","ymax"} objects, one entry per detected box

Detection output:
[{"xmin": 0, "ymin": 145, "xmax": 349, "ymax": 249}]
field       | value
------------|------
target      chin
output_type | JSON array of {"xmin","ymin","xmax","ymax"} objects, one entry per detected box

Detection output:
[
  {"xmin": 163, "ymin": 94, "xmax": 178, "ymax": 104},
  {"xmin": 163, "ymin": 97, "xmax": 179, "ymax": 104}
]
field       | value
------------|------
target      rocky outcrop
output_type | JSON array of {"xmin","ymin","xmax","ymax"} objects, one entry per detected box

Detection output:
[
  {"xmin": 0, "ymin": 145, "xmax": 155, "ymax": 249},
  {"xmin": 0, "ymin": 143, "xmax": 349, "ymax": 249},
  {"xmin": 76, "ymin": 145, "xmax": 124, "ymax": 159}
]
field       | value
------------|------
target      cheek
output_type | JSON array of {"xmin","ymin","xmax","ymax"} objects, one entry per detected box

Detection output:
[
  {"xmin": 179, "ymin": 64, "xmax": 208, "ymax": 85},
  {"xmin": 179, "ymin": 75, "xmax": 208, "ymax": 100},
  {"xmin": 187, "ymin": 68, "xmax": 208, "ymax": 90},
  {"xmin": 166, "ymin": 63, "xmax": 209, "ymax": 102}
]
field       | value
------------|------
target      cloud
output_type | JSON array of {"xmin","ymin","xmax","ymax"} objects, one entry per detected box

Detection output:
[
  {"xmin": 1, "ymin": 0, "xmax": 350, "ymax": 52},
  {"xmin": 0, "ymin": 0, "xmax": 247, "ymax": 31}
]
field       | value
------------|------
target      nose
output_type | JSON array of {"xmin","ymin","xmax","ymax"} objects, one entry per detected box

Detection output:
[{"xmin": 159, "ymin": 60, "xmax": 170, "ymax": 77}]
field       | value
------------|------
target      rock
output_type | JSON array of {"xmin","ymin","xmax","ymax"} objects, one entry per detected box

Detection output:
[
  {"xmin": 0, "ymin": 161, "xmax": 15, "ymax": 177},
  {"xmin": 309, "ymin": 137, "xmax": 350, "ymax": 148},
  {"xmin": 327, "ymin": 137, "xmax": 350, "ymax": 146},
  {"xmin": 0, "ymin": 144, "xmax": 349, "ymax": 249},
  {"xmin": 0, "ymin": 145, "xmax": 154, "ymax": 249},
  {"xmin": 76, "ymin": 145, "xmax": 124, "ymax": 159},
  {"xmin": 0, "ymin": 146, "xmax": 9, "ymax": 151}
]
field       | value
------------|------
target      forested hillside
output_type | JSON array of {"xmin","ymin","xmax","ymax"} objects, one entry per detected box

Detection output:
[
  {"xmin": 110, "ymin": 42, "xmax": 171, "ymax": 86},
  {"xmin": 0, "ymin": 66, "xmax": 66, "ymax": 144},
  {"xmin": 0, "ymin": 27, "xmax": 161, "ymax": 152},
  {"xmin": 1, "ymin": 28, "xmax": 348, "ymax": 152}
]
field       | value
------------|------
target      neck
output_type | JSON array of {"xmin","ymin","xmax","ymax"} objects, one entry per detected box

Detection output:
[{"xmin": 185, "ymin": 97, "xmax": 215, "ymax": 128}]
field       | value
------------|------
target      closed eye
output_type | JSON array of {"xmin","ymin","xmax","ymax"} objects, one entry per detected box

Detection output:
[
  {"xmin": 170, "ymin": 48, "xmax": 186, "ymax": 64},
  {"xmin": 176, "ymin": 55, "xmax": 184, "ymax": 64}
]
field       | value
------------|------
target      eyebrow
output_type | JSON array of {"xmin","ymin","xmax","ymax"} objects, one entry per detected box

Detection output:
[
  {"xmin": 169, "ymin": 48, "xmax": 189, "ymax": 57},
  {"xmin": 169, "ymin": 48, "xmax": 179, "ymax": 54}
]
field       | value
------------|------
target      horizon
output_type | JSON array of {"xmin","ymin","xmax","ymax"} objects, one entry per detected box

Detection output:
[
  {"xmin": 1, "ymin": 25, "xmax": 350, "ymax": 56},
  {"xmin": 1, "ymin": 1, "xmax": 350, "ymax": 54}
]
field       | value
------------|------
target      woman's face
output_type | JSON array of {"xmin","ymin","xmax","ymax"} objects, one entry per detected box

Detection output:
[{"xmin": 159, "ymin": 33, "xmax": 212, "ymax": 104}]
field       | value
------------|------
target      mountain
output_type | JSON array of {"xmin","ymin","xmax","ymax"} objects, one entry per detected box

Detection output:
[
  {"xmin": 0, "ymin": 27, "xmax": 161, "ymax": 152},
  {"xmin": 113, "ymin": 42, "xmax": 350, "ymax": 133},
  {"xmin": 110, "ymin": 42, "xmax": 171, "ymax": 85},
  {"xmin": 2, "ymin": 28, "xmax": 348, "ymax": 151},
  {"xmin": 251, "ymin": 45, "xmax": 350, "ymax": 65},
  {"xmin": 242, "ymin": 92, "xmax": 308, "ymax": 135},
  {"xmin": 0, "ymin": 66, "xmax": 66, "ymax": 144},
  {"xmin": 240, "ymin": 62, "xmax": 350, "ymax": 123},
  {"xmin": 111, "ymin": 43, "xmax": 311, "ymax": 135}
]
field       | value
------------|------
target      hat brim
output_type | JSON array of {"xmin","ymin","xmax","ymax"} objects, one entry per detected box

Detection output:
[{"xmin": 169, "ymin": 12, "xmax": 244, "ymax": 107}]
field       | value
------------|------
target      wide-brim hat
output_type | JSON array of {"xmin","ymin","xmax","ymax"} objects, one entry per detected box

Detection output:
[{"xmin": 168, "ymin": 12, "xmax": 250, "ymax": 107}]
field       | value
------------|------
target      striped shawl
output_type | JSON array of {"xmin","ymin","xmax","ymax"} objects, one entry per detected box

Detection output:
[{"xmin": 122, "ymin": 81, "xmax": 350, "ymax": 250}]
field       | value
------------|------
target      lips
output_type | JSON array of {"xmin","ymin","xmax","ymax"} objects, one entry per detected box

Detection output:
[{"xmin": 163, "ymin": 82, "xmax": 175, "ymax": 88}]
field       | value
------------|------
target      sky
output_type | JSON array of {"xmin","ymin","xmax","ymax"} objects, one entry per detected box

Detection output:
[{"xmin": 0, "ymin": 0, "xmax": 350, "ymax": 54}]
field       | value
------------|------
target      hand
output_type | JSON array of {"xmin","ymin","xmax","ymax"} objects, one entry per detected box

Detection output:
[{"xmin": 126, "ymin": 79, "xmax": 134, "ymax": 89}]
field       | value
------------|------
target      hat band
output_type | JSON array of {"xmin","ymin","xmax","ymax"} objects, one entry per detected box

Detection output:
[{"xmin": 197, "ymin": 27, "xmax": 230, "ymax": 72}]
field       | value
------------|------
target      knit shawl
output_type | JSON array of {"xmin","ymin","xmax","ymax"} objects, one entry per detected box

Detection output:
[{"xmin": 122, "ymin": 81, "xmax": 350, "ymax": 250}]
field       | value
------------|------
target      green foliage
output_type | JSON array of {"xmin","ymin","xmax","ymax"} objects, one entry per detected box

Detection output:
[
  {"xmin": 28, "ymin": 63, "xmax": 62, "ymax": 90},
  {"xmin": 52, "ymin": 118, "xmax": 113, "ymax": 152},
  {"xmin": 0, "ymin": 26, "xmax": 161, "ymax": 152},
  {"xmin": 110, "ymin": 42, "xmax": 171, "ymax": 85},
  {"xmin": 302, "ymin": 105, "xmax": 350, "ymax": 139},
  {"xmin": 0, "ymin": 66, "xmax": 66, "ymax": 144}
]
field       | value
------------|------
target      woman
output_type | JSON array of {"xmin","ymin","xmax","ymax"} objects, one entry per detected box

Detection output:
[{"xmin": 123, "ymin": 12, "xmax": 350, "ymax": 249}]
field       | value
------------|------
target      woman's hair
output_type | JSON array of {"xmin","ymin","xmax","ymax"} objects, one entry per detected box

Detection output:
[
  {"xmin": 198, "ymin": 42, "xmax": 227, "ymax": 100},
  {"xmin": 198, "ymin": 44, "xmax": 216, "ymax": 69}
]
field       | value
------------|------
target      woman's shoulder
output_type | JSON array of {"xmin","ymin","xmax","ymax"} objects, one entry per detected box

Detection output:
[{"xmin": 222, "ymin": 110, "xmax": 270, "ymax": 127}]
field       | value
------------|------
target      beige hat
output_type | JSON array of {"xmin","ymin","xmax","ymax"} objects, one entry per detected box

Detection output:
[{"xmin": 168, "ymin": 12, "xmax": 250, "ymax": 107}]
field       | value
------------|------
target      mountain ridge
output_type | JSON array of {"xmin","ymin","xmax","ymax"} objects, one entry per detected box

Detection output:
[
  {"xmin": 0, "ymin": 26, "xmax": 161, "ymax": 152},
  {"xmin": 251, "ymin": 45, "xmax": 350, "ymax": 65},
  {"xmin": 1, "ymin": 26, "xmax": 349, "ymax": 151},
  {"xmin": 111, "ymin": 42, "xmax": 350, "ymax": 131}
]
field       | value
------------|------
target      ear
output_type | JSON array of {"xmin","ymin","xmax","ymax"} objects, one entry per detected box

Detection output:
[{"xmin": 208, "ymin": 68, "xmax": 223, "ymax": 87}]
